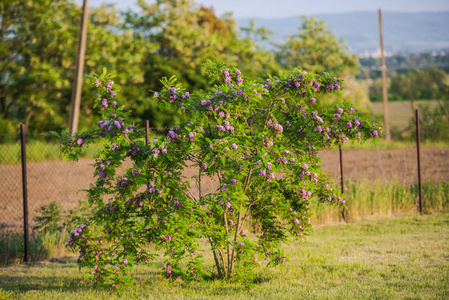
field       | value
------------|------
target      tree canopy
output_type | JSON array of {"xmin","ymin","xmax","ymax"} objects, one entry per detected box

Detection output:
[{"xmin": 1, "ymin": 1, "xmax": 374, "ymax": 138}]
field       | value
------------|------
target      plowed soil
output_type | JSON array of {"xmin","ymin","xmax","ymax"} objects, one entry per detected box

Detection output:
[{"xmin": 1, "ymin": 148, "xmax": 448, "ymax": 232}]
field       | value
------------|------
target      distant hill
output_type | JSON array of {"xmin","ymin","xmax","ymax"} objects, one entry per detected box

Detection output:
[{"xmin": 236, "ymin": 11, "xmax": 449, "ymax": 54}]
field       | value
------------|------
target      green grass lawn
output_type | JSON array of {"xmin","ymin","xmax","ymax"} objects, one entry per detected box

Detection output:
[{"xmin": 1, "ymin": 213, "xmax": 448, "ymax": 299}]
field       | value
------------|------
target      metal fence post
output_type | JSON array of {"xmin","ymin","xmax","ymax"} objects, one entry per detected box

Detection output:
[
  {"xmin": 416, "ymin": 109, "xmax": 423, "ymax": 214},
  {"xmin": 20, "ymin": 124, "xmax": 30, "ymax": 262},
  {"xmin": 340, "ymin": 145, "xmax": 348, "ymax": 222}
]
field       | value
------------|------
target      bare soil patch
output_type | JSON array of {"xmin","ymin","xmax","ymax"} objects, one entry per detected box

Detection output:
[{"xmin": 1, "ymin": 148, "xmax": 448, "ymax": 232}]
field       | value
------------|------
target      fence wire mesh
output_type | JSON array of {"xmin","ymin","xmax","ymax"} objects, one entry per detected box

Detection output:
[{"xmin": 1, "ymin": 111, "xmax": 448, "ymax": 234}]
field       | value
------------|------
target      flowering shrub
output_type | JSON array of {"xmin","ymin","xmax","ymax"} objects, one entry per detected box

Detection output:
[{"xmin": 56, "ymin": 63, "xmax": 381, "ymax": 288}]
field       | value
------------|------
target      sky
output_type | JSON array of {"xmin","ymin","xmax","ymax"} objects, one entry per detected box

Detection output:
[{"xmin": 77, "ymin": 0, "xmax": 449, "ymax": 18}]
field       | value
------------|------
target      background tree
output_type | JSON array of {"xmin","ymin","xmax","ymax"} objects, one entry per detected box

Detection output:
[
  {"xmin": 124, "ymin": 0, "xmax": 281, "ymax": 127},
  {"xmin": 0, "ymin": 0, "xmax": 149, "ymax": 138},
  {"xmin": 275, "ymin": 16, "xmax": 371, "ymax": 112}
]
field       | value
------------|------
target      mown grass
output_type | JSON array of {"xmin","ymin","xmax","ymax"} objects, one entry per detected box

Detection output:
[
  {"xmin": 0, "ymin": 213, "xmax": 447, "ymax": 299},
  {"xmin": 2, "ymin": 179, "xmax": 448, "ymax": 269}
]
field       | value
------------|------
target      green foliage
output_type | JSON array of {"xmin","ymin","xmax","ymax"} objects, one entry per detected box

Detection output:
[
  {"xmin": 57, "ymin": 63, "xmax": 382, "ymax": 288},
  {"xmin": 123, "ymin": 0, "xmax": 281, "ymax": 127},
  {"xmin": 359, "ymin": 52, "xmax": 449, "ymax": 80},
  {"xmin": 409, "ymin": 101, "xmax": 449, "ymax": 142},
  {"xmin": 33, "ymin": 202, "xmax": 63, "ymax": 233},
  {"xmin": 276, "ymin": 16, "xmax": 359, "ymax": 76},
  {"xmin": 369, "ymin": 68, "xmax": 449, "ymax": 102},
  {"xmin": 0, "ymin": 200, "xmax": 91, "ymax": 266},
  {"xmin": 275, "ymin": 16, "xmax": 371, "ymax": 112},
  {"xmin": 0, "ymin": 0, "xmax": 148, "ymax": 134}
]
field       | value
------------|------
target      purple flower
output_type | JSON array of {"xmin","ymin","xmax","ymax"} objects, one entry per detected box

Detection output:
[
  {"xmin": 193, "ymin": 251, "xmax": 197, "ymax": 255},
  {"xmin": 222, "ymin": 184, "xmax": 227, "ymax": 191},
  {"xmin": 267, "ymin": 162, "xmax": 272, "ymax": 170},
  {"xmin": 122, "ymin": 259, "xmax": 128, "ymax": 265},
  {"xmin": 354, "ymin": 120, "xmax": 360, "ymax": 126},
  {"xmin": 334, "ymin": 84, "xmax": 340, "ymax": 90},
  {"xmin": 268, "ymin": 172, "xmax": 275, "ymax": 179},
  {"xmin": 302, "ymin": 163, "xmax": 308, "ymax": 170},
  {"xmin": 349, "ymin": 108, "xmax": 355, "ymax": 113},
  {"xmin": 293, "ymin": 218, "xmax": 299, "ymax": 224},
  {"xmin": 99, "ymin": 172, "xmax": 106, "ymax": 178},
  {"xmin": 174, "ymin": 201, "xmax": 180, "ymax": 206},
  {"xmin": 202, "ymin": 162, "xmax": 208, "ymax": 169},
  {"xmin": 235, "ymin": 69, "xmax": 241, "ymax": 75},
  {"xmin": 260, "ymin": 169, "xmax": 266, "ymax": 176},
  {"xmin": 334, "ymin": 114, "xmax": 341, "ymax": 119},
  {"xmin": 316, "ymin": 126, "xmax": 323, "ymax": 133},
  {"xmin": 232, "ymin": 143, "xmax": 238, "ymax": 150},
  {"xmin": 112, "ymin": 101, "xmax": 117, "ymax": 107},
  {"xmin": 337, "ymin": 108, "xmax": 343, "ymax": 114},
  {"xmin": 372, "ymin": 130, "xmax": 379, "ymax": 136},
  {"xmin": 225, "ymin": 202, "xmax": 231, "ymax": 209},
  {"xmin": 239, "ymin": 242, "xmax": 245, "ymax": 247},
  {"xmin": 99, "ymin": 164, "xmax": 105, "ymax": 171},
  {"xmin": 114, "ymin": 121, "xmax": 121, "ymax": 129},
  {"xmin": 153, "ymin": 92, "xmax": 159, "ymax": 97},
  {"xmin": 77, "ymin": 138, "xmax": 83, "ymax": 146},
  {"xmin": 231, "ymin": 179, "xmax": 238, "ymax": 185},
  {"xmin": 310, "ymin": 98, "xmax": 316, "ymax": 103},
  {"xmin": 356, "ymin": 132, "xmax": 361, "ymax": 138},
  {"xmin": 347, "ymin": 122, "xmax": 352, "ymax": 128},
  {"xmin": 130, "ymin": 233, "xmax": 133, "ymax": 237}
]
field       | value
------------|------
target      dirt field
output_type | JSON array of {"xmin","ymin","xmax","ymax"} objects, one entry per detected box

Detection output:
[{"xmin": 1, "ymin": 147, "xmax": 448, "ymax": 232}]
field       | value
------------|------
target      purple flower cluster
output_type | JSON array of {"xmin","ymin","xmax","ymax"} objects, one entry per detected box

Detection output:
[{"xmin": 66, "ymin": 224, "xmax": 87, "ymax": 246}]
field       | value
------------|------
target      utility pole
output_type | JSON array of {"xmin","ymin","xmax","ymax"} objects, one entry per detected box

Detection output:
[
  {"xmin": 68, "ymin": 0, "xmax": 88, "ymax": 135},
  {"xmin": 378, "ymin": 9, "xmax": 390, "ymax": 140}
]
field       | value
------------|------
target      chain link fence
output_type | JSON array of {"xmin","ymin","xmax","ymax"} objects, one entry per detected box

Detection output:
[{"xmin": 1, "ymin": 111, "xmax": 449, "ymax": 233}]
